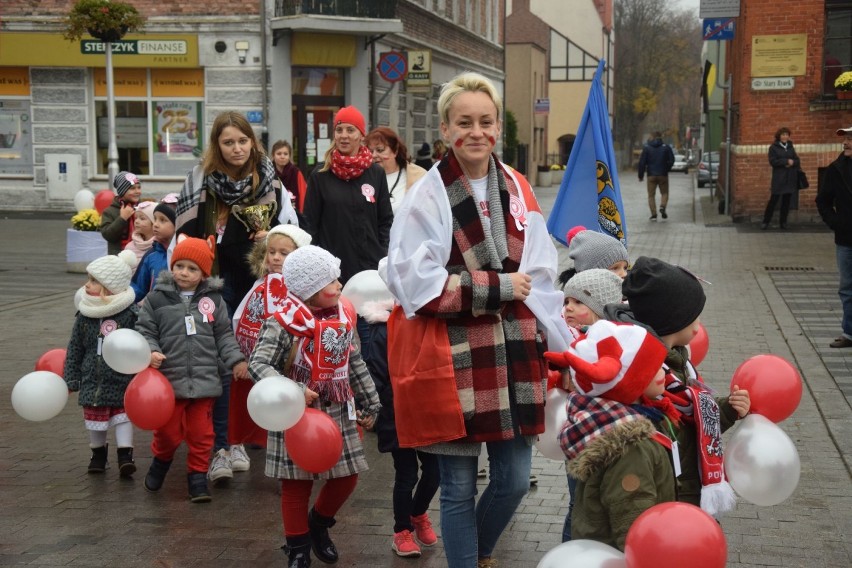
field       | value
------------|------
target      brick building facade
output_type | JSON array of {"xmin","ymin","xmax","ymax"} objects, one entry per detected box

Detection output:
[{"xmin": 723, "ymin": 0, "xmax": 852, "ymax": 222}]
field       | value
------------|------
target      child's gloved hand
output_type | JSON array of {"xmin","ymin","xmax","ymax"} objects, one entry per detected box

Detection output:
[
  {"xmin": 544, "ymin": 351, "xmax": 572, "ymax": 368},
  {"xmin": 729, "ymin": 384, "xmax": 751, "ymax": 418},
  {"xmin": 150, "ymin": 352, "xmax": 166, "ymax": 368}
]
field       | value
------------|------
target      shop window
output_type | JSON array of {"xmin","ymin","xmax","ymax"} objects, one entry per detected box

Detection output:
[
  {"xmin": 94, "ymin": 68, "xmax": 204, "ymax": 176},
  {"xmin": 825, "ymin": 1, "xmax": 852, "ymax": 96}
]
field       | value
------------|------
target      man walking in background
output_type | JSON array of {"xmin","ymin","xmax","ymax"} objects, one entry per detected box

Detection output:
[
  {"xmin": 637, "ymin": 131, "xmax": 675, "ymax": 221},
  {"xmin": 816, "ymin": 126, "xmax": 852, "ymax": 348}
]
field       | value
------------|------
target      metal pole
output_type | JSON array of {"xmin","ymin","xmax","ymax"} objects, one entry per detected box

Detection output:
[
  {"xmin": 260, "ymin": 0, "xmax": 268, "ymax": 146},
  {"xmin": 105, "ymin": 41, "xmax": 119, "ymax": 186},
  {"xmin": 724, "ymin": 72, "xmax": 732, "ymax": 216}
]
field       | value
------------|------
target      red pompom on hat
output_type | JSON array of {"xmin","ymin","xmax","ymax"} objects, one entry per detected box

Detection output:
[
  {"xmin": 171, "ymin": 235, "xmax": 216, "ymax": 278},
  {"xmin": 544, "ymin": 320, "xmax": 667, "ymax": 405},
  {"xmin": 566, "ymin": 225, "xmax": 587, "ymax": 245},
  {"xmin": 334, "ymin": 106, "xmax": 366, "ymax": 136}
]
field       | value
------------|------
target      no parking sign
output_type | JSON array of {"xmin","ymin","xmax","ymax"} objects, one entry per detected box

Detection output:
[{"xmin": 377, "ymin": 51, "xmax": 407, "ymax": 83}]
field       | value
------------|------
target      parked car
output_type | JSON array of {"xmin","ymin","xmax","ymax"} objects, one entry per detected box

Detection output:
[
  {"xmin": 672, "ymin": 154, "xmax": 689, "ymax": 173},
  {"xmin": 697, "ymin": 151, "xmax": 720, "ymax": 187}
]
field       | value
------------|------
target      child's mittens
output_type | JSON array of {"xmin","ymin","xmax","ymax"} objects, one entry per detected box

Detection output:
[
  {"xmin": 544, "ymin": 351, "xmax": 572, "ymax": 368},
  {"xmin": 546, "ymin": 369, "xmax": 562, "ymax": 390}
]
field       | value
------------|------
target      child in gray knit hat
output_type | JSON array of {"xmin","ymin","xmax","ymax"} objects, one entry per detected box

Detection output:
[
  {"xmin": 562, "ymin": 268, "xmax": 623, "ymax": 331},
  {"xmin": 558, "ymin": 225, "xmax": 629, "ymax": 287}
]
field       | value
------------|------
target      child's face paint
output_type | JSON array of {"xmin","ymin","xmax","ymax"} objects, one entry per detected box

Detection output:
[
  {"xmin": 308, "ymin": 279, "xmax": 342, "ymax": 309},
  {"xmin": 440, "ymin": 91, "xmax": 500, "ymax": 178}
]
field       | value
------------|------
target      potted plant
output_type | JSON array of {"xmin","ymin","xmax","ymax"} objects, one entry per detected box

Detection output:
[
  {"xmin": 536, "ymin": 164, "xmax": 552, "ymax": 187},
  {"xmin": 62, "ymin": 0, "xmax": 145, "ymax": 43},
  {"xmin": 835, "ymin": 71, "xmax": 852, "ymax": 100},
  {"xmin": 550, "ymin": 163, "xmax": 565, "ymax": 186},
  {"xmin": 67, "ymin": 209, "xmax": 107, "ymax": 273}
]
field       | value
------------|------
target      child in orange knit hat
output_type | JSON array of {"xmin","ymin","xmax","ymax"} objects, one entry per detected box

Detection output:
[{"xmin": 135, "ymin": 235, "xmax": 248, "ymax": 503}]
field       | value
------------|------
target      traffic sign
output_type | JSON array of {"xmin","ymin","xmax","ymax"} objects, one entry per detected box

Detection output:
[
  {"xmin": 377, "ymin": 51, "xmax": 407, "ymax": 83},
  {"xmin": 703, "ymin": 19, "xmax": 735, "ymax": 41}
]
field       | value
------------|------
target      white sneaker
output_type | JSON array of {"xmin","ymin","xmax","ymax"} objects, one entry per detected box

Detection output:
[
  {"xmin": 229, "ymin": 444, "xmax": 250, "ymax": 472},
  {"xmin": 207, "ymin": 448, "xmax": 233, "ymax": 483}
]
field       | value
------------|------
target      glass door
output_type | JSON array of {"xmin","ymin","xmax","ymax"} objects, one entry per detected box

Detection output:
[{"xmin": 291, "ymin": 95, "xmax": 344, "ymax": 180}]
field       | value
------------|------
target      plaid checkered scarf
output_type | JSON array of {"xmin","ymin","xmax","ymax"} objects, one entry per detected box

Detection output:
[
  {"xmin": 176, "ymin": 155, "xmax": 277, "ymax": 220},
  {"xmin": 559, "ymin": 393, "xmax": 647, "ymax": 460},
  {"xmin": 433, "ymin": 151, "xmax": 545, "ymax": 441}
]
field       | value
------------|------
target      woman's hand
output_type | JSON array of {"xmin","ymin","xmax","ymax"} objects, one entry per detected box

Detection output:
[
  {"xmin": 253, "ymin": 230, "xmax": 269, "ymax": 241},
  {"xmin": 510, "ymin": 272, "xmax": 532, "ymax": 301},
  {"xmin": 786, "ymin": 158, "xmax": 794, "ymax": 167}
]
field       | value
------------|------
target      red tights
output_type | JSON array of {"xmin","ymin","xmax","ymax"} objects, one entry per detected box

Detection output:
[{"xmin": 280, "ymin": 475, "xmax": 358, "ymax": 537}]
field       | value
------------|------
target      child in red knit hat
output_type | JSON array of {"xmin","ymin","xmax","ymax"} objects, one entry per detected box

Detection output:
[
  {"xmin": 135, "ymin": 235, "xmax": 248, "ymax": 503},
  {"xmin": 545, "ymin": 320, "xmax": 678, "ymax": 551}
]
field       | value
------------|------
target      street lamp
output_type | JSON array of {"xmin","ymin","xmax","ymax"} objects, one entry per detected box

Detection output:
[{"xmin": 105, "ymin": 41, "xmax": 119, "ymax": 185}]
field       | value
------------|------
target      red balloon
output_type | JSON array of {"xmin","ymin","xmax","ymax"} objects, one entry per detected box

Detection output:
[
  {"xmin": 35, "ymin": 349, "xmax": 67, "ymax": 378},
  {"xmin": 124, "ymin": 368, "xmax": 175, "ymax": 430},
  {"xmin": 688, "ymin": 322, "xmax": 709, "ymax": 366},
  {"xmin": 285, "ymin": 408, "xmax": 343, "ymax": 473},
  {"xmin": 730, "ymin": 354, "xmax": 802, "ymax": 423},
  {"xmin": 625, "ymin": 502, "xmax": 726, "ymax": 568},
  {"xmin": 94, "ymin": 189, "xmax": 114, "ymax": 214}
]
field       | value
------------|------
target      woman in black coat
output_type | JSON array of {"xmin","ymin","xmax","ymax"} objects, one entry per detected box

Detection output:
[{"xmin": 762, "ymin": 127, "xmax": 800, "ymax": 230}]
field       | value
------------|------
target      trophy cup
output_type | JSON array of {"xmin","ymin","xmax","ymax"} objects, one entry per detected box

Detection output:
[{"xmin": 234, "ymin": 203, "xmax": 275, "ymax": 234}]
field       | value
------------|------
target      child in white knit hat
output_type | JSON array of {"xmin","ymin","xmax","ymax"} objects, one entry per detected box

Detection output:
[
  {"xmin": 545, "ymin": 320, "xmax": 678, "ymax": 551},
  {"xmin": 63, "ymin": 250, "xmax": 139, "ymax": 477},
  {"xmin": 227, "ymin": 224, "xmax": 313, "ymax": 468},
  {"xmin": 249, "ymin": 245, "xmax": 381, "ymax": 567}
]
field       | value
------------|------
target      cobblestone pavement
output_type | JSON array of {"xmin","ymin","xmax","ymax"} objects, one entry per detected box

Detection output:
[{"xmin": 0, "ymin": 171, "xmax": 850, "ymax": 567}]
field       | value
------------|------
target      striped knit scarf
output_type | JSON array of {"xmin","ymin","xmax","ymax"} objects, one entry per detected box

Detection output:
[{"xmin": 273, "ymin": 293, "xmax": 354, "ymax": 402}]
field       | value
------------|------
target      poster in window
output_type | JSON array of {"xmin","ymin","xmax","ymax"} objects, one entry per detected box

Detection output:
[
  {"xmin": 151, "ymin": 101, "xmax": 203, "ymax": 175},
  {"xmin": 0, "ymin": 99, "xmax": 33, "ymax": 175}
]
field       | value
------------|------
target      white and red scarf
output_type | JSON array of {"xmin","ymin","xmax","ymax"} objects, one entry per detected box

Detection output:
[
  {"xmin": 233, "ymin": 274, "xmax": 288, "ymax": 358},
  {"xmin": 663, "ymin": 372, "xmax": 737, "ymax": 516},
  {"xmin": 329, "ymin": 145, "xmax": 373, "ymax": 181},
  {"xmin": 273, "ymin": 293, "xmax": 354, "ymax": 402}
]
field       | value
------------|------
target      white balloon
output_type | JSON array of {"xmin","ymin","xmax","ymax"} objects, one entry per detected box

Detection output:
[
  {"xmin": 247, "ymin": 375, "xmax": 306, "ymax": 431},
  {"xmin": 102, "ymin": 328, "xmax": 152, "ymax": 375},
  {"xmin": 537, "ymin": 539, "xmax": 626, "ymax": 568},
  {"xmin": 11, "ymin": 371, "xmax": 69, "ymax": 422},
  {"xmin": 73, "ymin": 189, "xmax": 95, "ymax": 212},
  {"xmin": 724, "ymin": 414, "xmax": 801, "ymax": 507},
  {"xmin": 534, "ymin": 387, "xmax": 569, "ymax": 461},
  {"xmin": 342, "ymin": 270, "xmax": 393, "ymax": 316}
]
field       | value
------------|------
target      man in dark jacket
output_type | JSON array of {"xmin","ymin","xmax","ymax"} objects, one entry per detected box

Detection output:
[
  {"xmin": 637, "ymin": 132, "xmax": 675, "ymax": 221},
  {"xmin": 816, "ymin": 126, "xmax": 852, "ymax": 348}
]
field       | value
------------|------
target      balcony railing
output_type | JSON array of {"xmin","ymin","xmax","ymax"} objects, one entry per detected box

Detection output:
[{"xmin": 275, "ymin": 0, "xmax": 397, "ymax": 18}]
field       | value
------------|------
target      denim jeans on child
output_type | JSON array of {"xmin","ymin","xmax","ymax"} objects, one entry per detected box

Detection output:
[
  {"xmin": 436, "ymin": 436, "xmax": 532, "ymax": 567},
  {"xmin": 561, "ymin": 474, "xmax": 577, "ymax": 542}
]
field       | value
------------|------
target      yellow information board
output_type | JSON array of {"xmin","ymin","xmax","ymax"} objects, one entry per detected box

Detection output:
[
  {"xmin": 751, "ymin": 34, "xmax": 807, "ymax": 78},
  {"xmin": 93, "ymin": 68, "xmax": 147, "ymax": 97},
  {"xmin": 0, "ymin": 32, "xmax": 199, "ymax": 68},
  {"xmin": 0, "ymin": 67, "xmax": 30, "ymax": 96}
]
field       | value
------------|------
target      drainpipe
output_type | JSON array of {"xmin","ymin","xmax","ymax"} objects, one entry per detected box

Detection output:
[{"xmin": 260, "ymin": 0, "xmax": 269, "ymax": 144}]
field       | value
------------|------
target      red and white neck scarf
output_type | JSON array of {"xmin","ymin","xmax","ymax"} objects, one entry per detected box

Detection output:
[
  {"xmin": 234, "ymin": 274, "xmax": 288, "ymax": 358},
  {"xmin": 329, "ymin": 145, "xmax": 373, "ymax": 181},
  {"xmin": 663, "ymin": 372, "xmax": 737, "ymax": 516},
  {"xmin": 273, "ymin": 292, "xmax": 354, "ymax": 402}
]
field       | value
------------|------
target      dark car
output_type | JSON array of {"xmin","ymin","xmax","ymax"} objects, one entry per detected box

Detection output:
[{"xmin": 697, "ymin": 151, "xmax": 719, "ymax": 187}]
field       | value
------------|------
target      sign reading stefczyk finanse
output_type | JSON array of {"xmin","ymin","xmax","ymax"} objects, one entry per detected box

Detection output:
[{"xmin": 0, "ymin": 32, "xmax": 198, "ymax": 67}]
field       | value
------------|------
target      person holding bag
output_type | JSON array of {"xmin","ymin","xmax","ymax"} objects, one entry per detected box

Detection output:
[
  {"xmin": 384, "ymin": 72, "xmax": 570, "ymax": 568},
  {"xmin": 762, "ymin": 126, "xmax": 800, "ymax": 230}
]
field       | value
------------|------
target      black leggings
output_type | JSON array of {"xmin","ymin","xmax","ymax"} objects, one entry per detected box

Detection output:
[
  {"xmin": 763, "ymin": 193, "xmax": 792, "ymax": 225},
  {"xmin": 391, "ymin": 448, "xmax": 440, "ymax": 533}
]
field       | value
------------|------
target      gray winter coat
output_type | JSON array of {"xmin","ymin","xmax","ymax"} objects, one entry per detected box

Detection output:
[{"xmin": 136, "ymin": 272, "xmax": 244, "ymax": 399}]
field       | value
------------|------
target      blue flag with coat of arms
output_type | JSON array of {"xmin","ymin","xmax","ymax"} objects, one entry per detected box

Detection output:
[{"xmin": 547, "ymin": 59, "xmax": 627, "ymax": 248}]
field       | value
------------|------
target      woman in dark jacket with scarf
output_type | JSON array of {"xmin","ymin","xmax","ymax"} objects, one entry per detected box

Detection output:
[
  {"xmin": 762, "ymin": 127, "xmax": 800, "ymax": 230},
  {"xmin": 174, "ymin": 110, "xmax": 281, "ymax": 483}
]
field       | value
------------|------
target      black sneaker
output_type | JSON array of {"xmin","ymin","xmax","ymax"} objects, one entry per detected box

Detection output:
[
  {"xmin": 188, "ymin": 472, "xmax": 212, "ymax": 503},
  {"xmin": 144, "ymin": 457, "xmax": 172, "ymax": 492},
  {"xmin": 649, "ymin": 215, "xmax": 658, "ymax": 221},
  {"xmin": 660, "ymin": 206, "xmax": 668, "ymax": 219}
]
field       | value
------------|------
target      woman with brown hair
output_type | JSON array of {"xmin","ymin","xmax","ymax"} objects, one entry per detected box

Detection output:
[
  {"xmin": 762, "ymin": 126, "xmax": 800, "ymax": 230},
  {"xmin": 365, "ymin": 126, "xmax": 426, "ymax": 212},
  {"xmin": 175, "ymin": 110, "xmax": 282, "ymax": 483},
  {"xmin": 271, "ymin": 139, "xmax": 308, "ymax": 218}
]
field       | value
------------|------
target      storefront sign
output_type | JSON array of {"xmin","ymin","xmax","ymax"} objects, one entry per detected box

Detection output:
[
  {"xmin": 81, "ymin": 39, "xmax": 188, "ymax": 56},
  {"xmin": 406, "ymin": 50, "xmax": 431, "ymax": 92},
  {"xmin": 751, "ymin": 34, "xmax": 807, "ymax": 78},
  {"xmin": 751, "ymin": 77, "xmax": 795, "ymax": 91},
  {"xmin": 0, "ymin": 68, "xmax": 31, "ymax": 96},
  {"xmin": 93, "ymin": 68, "xmax": 147, "ymax": 97}
]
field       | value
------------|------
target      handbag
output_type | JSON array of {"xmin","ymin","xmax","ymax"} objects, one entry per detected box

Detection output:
[
  {"xmin": 386, "ymin": 305, "xmax": 466, "ymax": 447},
  {"xmin": 797, "ymin": 168, "xmax": 809, "ymax": 190}
]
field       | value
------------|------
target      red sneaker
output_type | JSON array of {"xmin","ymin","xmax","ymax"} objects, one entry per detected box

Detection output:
[
  {"xmin": 411, "ymin": 513, "xmax": 438, "ymax": 546},
  {"xmin": 392, "ymin": 530, "xmax": 421, "ymax": 557}
]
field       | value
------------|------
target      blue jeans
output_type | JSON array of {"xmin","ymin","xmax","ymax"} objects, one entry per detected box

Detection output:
[
  {"xmin": 837, "ymin": 245, "xmax": 852, "ymax": 339},
  {"xmin": 561, "ymin": 474, "xmax": 577, "ymax": 542},
  {"xmin": 436, "ymin": 437, "xmax": 532, "ymax": 568}
]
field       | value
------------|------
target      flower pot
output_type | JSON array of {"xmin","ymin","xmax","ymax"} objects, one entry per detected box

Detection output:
[
  {"xmin": 837, "ymin": 90, "xmax": 852, "ymax": 100},
  {"xmin": 537, "ymin": 170, "xmax": 552, "ymax": 187},
  {"xmin": 87, "ymin": 25, "xmax": 128, "ymax": 42},
  {"xmin": 67, "ymin": 229, "xmax": 107, "ymax": 273},
  {"xmin": 551, "ymin": 170, "xmax": 565, "ymax": 186}
]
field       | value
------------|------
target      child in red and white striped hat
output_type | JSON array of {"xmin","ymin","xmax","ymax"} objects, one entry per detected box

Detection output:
[{"xmin": 544, "ymin": 319, "xmax": 678, "ymax": 551}]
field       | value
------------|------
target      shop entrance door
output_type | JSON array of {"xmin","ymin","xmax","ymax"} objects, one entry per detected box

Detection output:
[{"xmin": 292, "ymin": 95, "xmax": 344, "ymax": 180}]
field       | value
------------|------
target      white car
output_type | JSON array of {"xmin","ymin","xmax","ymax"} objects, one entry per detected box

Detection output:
[{"xmin": 671, "ymin": 154, "xmax": 689, "ymax": 173}]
